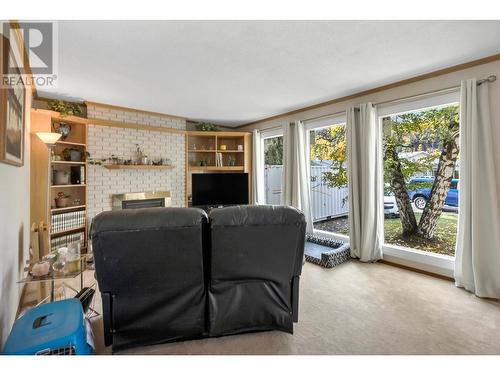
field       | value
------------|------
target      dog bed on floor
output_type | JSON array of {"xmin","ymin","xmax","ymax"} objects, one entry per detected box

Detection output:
[{"xmin": 305, "ymin": 234, "xmax": 351, "ymax": 268}]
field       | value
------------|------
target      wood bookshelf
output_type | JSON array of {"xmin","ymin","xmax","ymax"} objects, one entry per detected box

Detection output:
[
  {"xmin": 30, "ymin": 109, "xmax": 88, "ymax": 256},
  {"xmin": 185, "ymin": 131, "xmax": 252, "ymax": 207}
]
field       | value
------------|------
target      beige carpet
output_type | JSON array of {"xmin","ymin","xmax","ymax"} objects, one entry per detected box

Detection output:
[{"xmin": 76, "ymin": 261, "xmax": 500, "ymax": 354}]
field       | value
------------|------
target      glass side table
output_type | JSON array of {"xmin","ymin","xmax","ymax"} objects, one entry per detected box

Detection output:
[{"xmin": 18, "ymin": 256, "xmax": 86, "ymax": 302}]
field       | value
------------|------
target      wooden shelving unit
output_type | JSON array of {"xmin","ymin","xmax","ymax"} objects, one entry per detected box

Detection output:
[
  {"xmin": 31, "ymin": 109, "xmax": 89, "ymax": 256},
  {"xmin": 185, "ymin": 131, "xmax": 252, "ymax": 206},
  {"xmin": 103, "ymin": 164, "xmax": 175, "ymax": 170}
]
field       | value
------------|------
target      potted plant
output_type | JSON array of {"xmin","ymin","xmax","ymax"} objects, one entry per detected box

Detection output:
[
  {"xmin": 62, "ymin": 148, "xmax": 83, "ymax": 162},
  {"xmin": 228, "ymin": 155, "xmax": 236, "ymax": 167},
  {"xmin": 195, "ymin": 122, "xmax": 218, "ymax": 131},
  {"xmin": 55, "ymin": 192, "xmax": 70, "ymax": 208},
  {"xmin": 48, "ymin": 100, "xmax": 83, "ymax": 117},
  {"xmin": 53, "ymin": 170, "xmax": 70, "ymax": 185}
]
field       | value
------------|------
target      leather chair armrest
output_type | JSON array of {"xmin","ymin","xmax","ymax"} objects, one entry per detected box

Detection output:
[{"xmin": 292, "ymin": 276, "xmax": 300, "ymax": 322}]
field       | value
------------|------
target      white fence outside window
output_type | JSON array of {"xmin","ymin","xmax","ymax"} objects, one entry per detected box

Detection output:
[{"xmin": 264, "ymin": 165, "xmax": 349, "ymax": 221}]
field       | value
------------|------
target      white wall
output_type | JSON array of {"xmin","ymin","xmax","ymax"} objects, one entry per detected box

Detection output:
[
  {"xmin": 0, "ymin": 91, "xmax": 31, "ymax": 350},
  {"xmin": 86, "ymin": 105, "xmax": 186, "ymax": 222}
]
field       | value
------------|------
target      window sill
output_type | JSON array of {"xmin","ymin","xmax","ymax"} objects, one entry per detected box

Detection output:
[
  {"xmin": 382, "ymin": 244, "xmax": 455, "ymax": 278},
  {"xmin": 312, "ymin": 229, "xmax": 455, "ymax": 279}
]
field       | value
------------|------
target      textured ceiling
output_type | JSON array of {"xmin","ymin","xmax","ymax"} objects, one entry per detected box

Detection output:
[{"xmin": 38, "ymin": 20, "xmax": 500, "ymax": 125}]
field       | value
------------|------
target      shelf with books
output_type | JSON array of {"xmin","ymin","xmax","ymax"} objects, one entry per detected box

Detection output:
[
  {"xmin": 50, "ymin": 231, "xmax": 86, "ymax": 253},
  {"xmin": 50, "ymin": 209, "xmax": 87, "ymax": 236}
]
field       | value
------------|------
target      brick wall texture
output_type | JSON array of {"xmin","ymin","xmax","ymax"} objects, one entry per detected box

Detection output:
[{"xmin": 86, "ymin": 104, "xmax": 186, "ymax": 222}]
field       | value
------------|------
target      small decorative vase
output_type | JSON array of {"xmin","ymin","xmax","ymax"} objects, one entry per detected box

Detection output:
[
  {"xmin": 53, "ymin": 122, "xmax": 72, "ymax": 140},
  {"xmin": 55, "ymin": 197, "xmax": 70, "ymax": 208}
]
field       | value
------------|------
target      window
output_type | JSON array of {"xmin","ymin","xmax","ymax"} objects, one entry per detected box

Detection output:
[
  {"xmin": 262, "ymin": 129, "xmax": 283, "ymax": 204},
  {"xmin": 306, "ymin": 115, "xmax": 349, "ymax": 237},
  {"xmin": 379, "ymin": 91, "xmax": 460, "ymax": 258}
]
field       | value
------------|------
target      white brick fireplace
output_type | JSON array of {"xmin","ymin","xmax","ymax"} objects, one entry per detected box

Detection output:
[{"xmin": 86, "ymin": 104, "xmax": 186, "ymax": 222}]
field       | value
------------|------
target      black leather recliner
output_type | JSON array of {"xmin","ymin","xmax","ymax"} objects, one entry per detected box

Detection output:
[
  {"xmin": 208, "ymin": 205, "xmax": 306, "ymax": 336},
  {"xmin": 91, "ymin": 205, "xmax": 305, "ymax": 350},
  {"xmin": 91, "ymin": 207, "xmax": 208, "ymax": 350}
]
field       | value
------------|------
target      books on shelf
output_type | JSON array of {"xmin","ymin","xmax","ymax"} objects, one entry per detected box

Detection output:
[
  {"xmin": 51, "ymin": 209, "xmax": 86, "ymax": 234},
  {"xmin": 50, "ymin": 232, "xmax": 85, "ymax": 253}
]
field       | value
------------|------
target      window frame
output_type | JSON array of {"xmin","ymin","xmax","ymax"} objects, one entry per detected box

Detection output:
[
  {"xmin": 260, "ymin": 128, "xmax": 284, "ymax": 205},
  {"xmin": 305, "ymin": 113, "xmax": 349, "ymax": 241},
  {"xmin": 377, "ymin": 90, "xmax": 460, "ymax": 276}
]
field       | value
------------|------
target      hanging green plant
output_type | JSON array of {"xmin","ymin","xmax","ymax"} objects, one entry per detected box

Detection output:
[
  {"xmin": 48, "ymin": 100, "xmax": 83, "ymax": 117},
  {"xmin": 195, "ymin": 122, "xmax": 218, "ymax": 131}
]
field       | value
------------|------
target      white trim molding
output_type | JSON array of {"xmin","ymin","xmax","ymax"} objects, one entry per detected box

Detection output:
[
  {"xmin": 383, "ymin": 244, "xmax": 455, "ymax": 278},
  {"xmin": 305, "ymin": 113, "xmax": 347, "ymax": 131}
]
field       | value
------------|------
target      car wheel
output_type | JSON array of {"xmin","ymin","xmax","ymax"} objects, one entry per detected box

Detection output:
[{"xmin": 414, "ymin": 196, "xmax": 427, "ymax": 210}]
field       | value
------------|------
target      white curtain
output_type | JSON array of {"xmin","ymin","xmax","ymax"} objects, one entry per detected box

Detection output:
[
  {"xmin": 251, "ymin": 129, "xmax": 265, "ymax": 204},
  {"xmin": 347, "ymin": 103, "xmax": 384, "ymax": 262},
  {"xmin": 282, "ymin": 121, "xmax": 314, "ymax": 233},
  {"xmin": 454, "ymin": 79, "xmax": 500, "ymax": 298}
]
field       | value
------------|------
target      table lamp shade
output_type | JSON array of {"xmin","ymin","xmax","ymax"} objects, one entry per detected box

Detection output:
[{"xmin": 36, "ymin": 132, "xmax": 62, "ymax": 145}]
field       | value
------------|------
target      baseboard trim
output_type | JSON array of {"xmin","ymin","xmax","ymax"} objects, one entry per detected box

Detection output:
[{"xmin": 380, "ymin": 260, "xmax": 454, "ymax": 282}]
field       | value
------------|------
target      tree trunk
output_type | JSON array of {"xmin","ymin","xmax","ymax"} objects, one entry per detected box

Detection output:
[
  {"xmin": 385, "ymin": 144, "xmax": 418, "ymax": 236},
  {"xmin": 417, "ymin": 134, "xmax": 459, "ymax": 239}
]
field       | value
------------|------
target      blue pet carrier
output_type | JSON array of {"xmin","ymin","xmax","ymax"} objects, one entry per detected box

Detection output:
[{"xmin": 3, "ymin": 298, "xmax": 93, "ymax": 355}]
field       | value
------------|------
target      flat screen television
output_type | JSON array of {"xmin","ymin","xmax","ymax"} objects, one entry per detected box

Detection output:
[{"xmin": 192, "ymin": 173, "xmax": 249, "ymax": 207}]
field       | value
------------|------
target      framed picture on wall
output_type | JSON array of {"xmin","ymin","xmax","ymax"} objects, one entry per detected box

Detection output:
[{"xmin": 0, "ymin": 35, "xmax": 26, "ymax": 167}]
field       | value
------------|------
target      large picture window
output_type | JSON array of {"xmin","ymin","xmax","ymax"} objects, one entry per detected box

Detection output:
[
  {"xmin": 380, "ymin": 95, "xmax": 460, "ymax": 257},
  {"xmin": 306, "ymin": 116, "xmax": 349, "ymax": 238},
  {"xmin": 262, "ymin": 131, "xmax": 283, "ymax": 204}
]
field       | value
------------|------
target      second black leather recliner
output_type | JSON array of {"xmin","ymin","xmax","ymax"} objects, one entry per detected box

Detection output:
[
  {"xmin": 91, "ymin": 205, "xmax": 306, "ymax": 351},
  {"xmin": 208, "ymin": 205, "xmax": 305, "ymax": 336}
]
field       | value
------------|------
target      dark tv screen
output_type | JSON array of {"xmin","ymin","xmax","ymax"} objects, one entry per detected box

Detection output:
[{"xmin": 192, "ymin": 173, "xmax": 249, "ymax": 206}]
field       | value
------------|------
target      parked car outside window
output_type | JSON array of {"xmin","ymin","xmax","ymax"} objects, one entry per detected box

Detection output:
[
  {"xmin": 407, "ymin": 177, "xmax": 459, "ymax": 211},
  {"xmin": 384, "ymin": 193, "xmax": 399, "ymax": 217}
]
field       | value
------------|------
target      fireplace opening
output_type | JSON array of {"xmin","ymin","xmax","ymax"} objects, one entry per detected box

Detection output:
[
  {"xmin": 112, "ymin": 191, "xmax": 172, "ymax": 210},
  {"xmin": 122, "ymin": 198, "xmax": 165, "ymax": 209}
]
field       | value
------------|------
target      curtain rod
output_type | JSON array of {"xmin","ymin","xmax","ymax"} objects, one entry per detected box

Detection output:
[
  {"xmin": 302, "ymin": 75, "xmax": 497, "ymax": 123},
  {"xmin": 374, "ymin": 75, "xmax": 496, "ymax": 108}
]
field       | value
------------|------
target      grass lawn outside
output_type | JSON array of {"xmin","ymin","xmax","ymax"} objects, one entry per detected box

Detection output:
[
  {"xmin": 314, "ymin": 211, "xmax": 457, "ymax": 256},
  {"xmin": 384, "ymin": 212, "xmax": 457, "ymax": 256}
]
